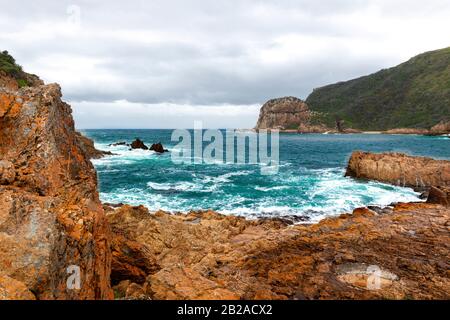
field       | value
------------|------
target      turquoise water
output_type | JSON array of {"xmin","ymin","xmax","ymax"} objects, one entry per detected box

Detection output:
[{"xmin": 83, "ymin": 130, "xmax": 449, "ymax": 222}]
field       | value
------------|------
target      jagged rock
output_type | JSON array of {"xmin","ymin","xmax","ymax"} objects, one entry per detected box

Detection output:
[
  {"xmin": 346, "ymin": 151, "xmax": 450, "ymax": 190},
  {"xmin": 106, "ymin": 203, "xmax": 449, "ymax": 300},
  {"xmin": 149, "ymin": 142, "xmax": 168, "ymax": 153},
  {"xmin": 130, "ymin": 138, "xmax": 148, "ymax": 150},
  {"xmin": 0, "ymin": 160, "xmax": 15, "ymax": 184},
  {"xmin": 427, "ymin": 186, "xmax": 450, "ymax": 206},
  {"xmin": 0, "ymin": 72, "xmax": 113, "ymax": 299},
  {"xmin": 75, "ymin": 132, "xmax": 113, "ymax": 159}
]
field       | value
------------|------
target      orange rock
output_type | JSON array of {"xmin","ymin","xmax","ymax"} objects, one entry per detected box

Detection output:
[
  {"xmin": 0, "ymin": 72, "xmax": 113, "ymax": 299},
  {"xmin": 346, "ymin": 151, "xmax": 450, "ymax": 190},
  {"xmin": 107, "ymin": 203, "xmax": 450, "ymax": 300},
  {"xmin": 0, "ymin": 273, "xmax": 36, "ymax": 300},
  {"xmin": 427, "ymin": 186, "xmax": 450, "ymax": 206}
]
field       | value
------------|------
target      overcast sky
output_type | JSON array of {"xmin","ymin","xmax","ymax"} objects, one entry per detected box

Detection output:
[{"xmin": 1, "ymin": 0, "xmax": 449, "ymax": 128}]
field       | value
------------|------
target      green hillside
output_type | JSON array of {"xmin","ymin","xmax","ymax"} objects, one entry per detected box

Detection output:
[
  {"xmin": 306, "ymin": 47, "xmax": 450, "ymax": 130},
  {"xmin": 0, "ymin": 50, "xmax": 28, "ymax": 87}
]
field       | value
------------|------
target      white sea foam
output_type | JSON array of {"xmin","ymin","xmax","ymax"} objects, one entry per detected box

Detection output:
[
  {"xmin": 254, "ymin": 186, "xmax": 290, "ymax": 192},
  {"xmin": 147, "ymin": 181, "xmax": 197, "ymax": 192},
  {"xmin": 95, "ymin": 143, "xmax": 422, "ymax": 224}
]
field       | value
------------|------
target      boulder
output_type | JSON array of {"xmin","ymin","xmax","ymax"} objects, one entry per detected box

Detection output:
[{"xmin": 130, "ymin": 138, "xmax": 148, "ymax": 150}]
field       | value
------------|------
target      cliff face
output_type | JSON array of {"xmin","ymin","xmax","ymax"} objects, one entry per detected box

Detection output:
[
  {"xmin": 0, "ymin": 72, "xmax": 112, "ymax": 299},
  {"xmin": 255, "ymin": 97, "xmax": 312, "ymax": 130},
  {"xmin": 346, "ymin": 151, "xmax": 450, "ymax": 190}
]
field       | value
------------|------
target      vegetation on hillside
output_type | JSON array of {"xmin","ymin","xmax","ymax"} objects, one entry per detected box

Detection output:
[
  {"xmin": 306, "ymin": 47, "xmax": 450, "ymax": 130},
  {"xmin": 0, "ymin": 50, "xmax": 28, "ymax": 87}
]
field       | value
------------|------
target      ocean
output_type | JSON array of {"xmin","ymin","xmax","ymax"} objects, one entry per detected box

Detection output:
[{"xmin": 82, "ymin": 130, "xmax": 450, "ymax": 222}]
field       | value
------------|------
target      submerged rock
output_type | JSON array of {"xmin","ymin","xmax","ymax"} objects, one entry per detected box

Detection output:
[{"xmin": 109, "ymin": 141, "xmax": 129, "ymax": 147}]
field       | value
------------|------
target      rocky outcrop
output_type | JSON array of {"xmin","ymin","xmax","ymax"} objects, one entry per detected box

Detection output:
[
  {"xmin": 256, "ymin": 97, "xmax": 314, "ymax": 130},
  {"xmin": 429, "ymin": 120, "xmax": 450, "ymax": 135},
  {"xmin": 427, "ymin": 186, "xmax": 450, "ymax": 206},
  {"xmin": 130, "ymin": 138, "xmax": 148, "ymax": 150},
  {"xmin": 75, "ymin": 132, "xmax": 113, "ymax": 159},
  {"xmin": 382, "ymin": 122, "xmax": 449, "ymax": 135},
  {"xmin": 0, "ymin": 72, "xmax": 112, "ymax": 299},
  {"xmin": 105, "ymin": 202, "xmax": 449, "ymax": 300},
  {"xmin": 345, "ymin": 151, "xmax": 450, "ymax": 190},
  {"xmin": 383, "ymin": 128, "xmax": 430, "ymax": 135},
  {"xmin": 149, "ymin": 142, "xmax": 168, "ymax": 153}
]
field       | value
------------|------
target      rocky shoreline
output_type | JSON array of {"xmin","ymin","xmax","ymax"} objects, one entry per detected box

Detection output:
[
  {"xmin": 1, "ymin": 71, "xmax": 449, "ymax": 300},
  {"xmin": 106, "ymin": 200, "xmax": 449, "ymax": 300},
  {"xmin": 254, "ymin": 96, "xmax": 450, "ymax": 136}
]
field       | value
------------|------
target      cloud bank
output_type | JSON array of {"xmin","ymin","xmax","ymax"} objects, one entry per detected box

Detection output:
[{"xmin": 1, "ymin": 0, "xmax": 449, "ymax": 128}]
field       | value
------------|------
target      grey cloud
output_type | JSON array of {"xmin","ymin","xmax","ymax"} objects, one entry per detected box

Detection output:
[{"xmin": 1, "ymin": 0, "xmax": 450, "ymax": 128}]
